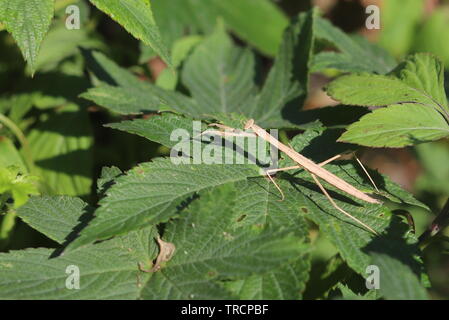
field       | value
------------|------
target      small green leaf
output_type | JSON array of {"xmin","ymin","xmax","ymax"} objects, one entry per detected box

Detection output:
[
  {"xmin": 106, "ymin": 113, "xmax": 202, "ymax": 148},
  {"xmin": 171, "ymin": 35, "xmax": 203, "ymax": 68},
  {"xmin": 80, "ymin": 84, "xmax": 159, "ymax": 115},
  {"xmin": 0, "ymin": 226, "xmax": 157, "ymax": 299},
  {"xmin": 415, "ymin": 142, "xmax": 449, "ymax": 195},
  {"xmin": 27, "ymin": 105, "xmax": 93, "ymax": 196},
  {"xmin": 313, "ymin": 16, "xmax": 396, "ymax": 74},
  {"xmin": 377, "ymin": 0, "xmax": 424, "ymax": 57},
  {"xmin": 17, "ymin": 196, "xmax": 92, "ymax": 244},
  {"xmin": 339, "ymin": 104, "xmax": 449, "ymax": 147},
  {"xmin": 370, "ymin": 252, "xmax": 429, "ymax": 300},
  {"xmin": 141, "ymin": 185, "xmax": 309, "ymax": 299},
  {"xmin": 33, "ymin": 21, "xmax": 105, "ymax": 73},
  {"xmin": 149, "ymin": 0, "xmax": 288, "ymax": 57},
  {"xmin": 89, "ymin": 0, "xmax": 171, "ymax": 67},
  {"xmin": 336, "ymin": 284, "xmax": 378, "ymax": 300},
  {"xmin": 327, "ymin": 53, "xmax": 449, "ymax": 147},
  {"xmin": 224, "ymin": 259, "xmax": 310, "ymax": 299},
  {"xmin": 247, "ymin": 9, "xmax": 316, "ymax": 127},
  {"xmin": 208, "ymin": 0, "xmax": 288, "ymax": 56},
  {"xmin": 232, "ymin": 178, "xmax": 309, "ymax": 232},
  {"xmin": 326, "ymin": 74, "xmax": 435, "ymax": 108},
  {"xmin": 412, "ymin": 9, "xmax": 449, "ymax": 68},
  {"xmin": 0, "ymin": 137, "xmax": 26, "ymax": 172},
  {"xmin": 0, "ymin": 0, "xmax": 55, "ymax": 73},
  {"xmin": 0, "ymin": 166, "xmax": 39, "ymax": 208},
  {"xmin": 80, "ymin": 51, "xmax": 201, "ymax": 116},
  {"xmin": 97, "ymin": 166, "xmax": 123, "ymax": 195},
  {"xmin": 82, "ymin": 8, "xmax": 318, "ymax": 127},
  {"xmin": 182, "ymin": 23, "xmax": 257, "ymax": 117},
  {"xmin": 66, "ymin": 158, "xmax": 260, "ymax": 251}
]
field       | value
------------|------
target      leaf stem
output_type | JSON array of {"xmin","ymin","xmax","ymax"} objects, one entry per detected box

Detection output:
[
  {"xmin": 0, "ymin": 114, "xmax": 35, "ymax": 174},
  {"xmin": 0, "ymin": 210, "xmax": 16, "ymax": 250},
  {"xmin": 419, "ymin": 197, "xmax": 449, "ymax": 246}
]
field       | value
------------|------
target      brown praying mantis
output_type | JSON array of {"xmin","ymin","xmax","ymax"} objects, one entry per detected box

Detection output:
[{"xmin": 203, "ymin": 119, "xmax": 382, "ymax": 235}]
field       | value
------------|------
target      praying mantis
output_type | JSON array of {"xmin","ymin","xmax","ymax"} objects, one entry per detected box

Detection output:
[{"xmin": 204, "ymin": 119, "xmax": 382, "ymax": 235}]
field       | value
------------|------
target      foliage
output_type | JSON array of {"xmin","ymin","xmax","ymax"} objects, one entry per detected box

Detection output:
[{"xmin": 327, "ymin": 53, "xmax": 449, "ymax": 147}]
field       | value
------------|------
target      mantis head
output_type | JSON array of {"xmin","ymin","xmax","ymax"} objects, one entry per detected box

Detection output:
[{"xmin": 244, "ymin": 119, "xmax": 255, "ymax": 130}]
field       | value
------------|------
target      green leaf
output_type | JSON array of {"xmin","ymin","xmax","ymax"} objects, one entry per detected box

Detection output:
[
  {"xmin": 0, "ymin": 166, "xmax": 39, "ymax": 208},
  {"xmin": 377, "ymin": 0, "xmax": 424, "ymax": 57},
  {"xmin": 105, "ymin": 116, "xmax": 428, "ymax": 279},
  {"xmin": 80, "ymin": 84, "xmax": 159, "ymax": 115},
  {"xmin": 415, "ymin": 141, "xmax": 449, "ymax": 195},
  {"xmin": 171, "ymin": 35, "xmax": 203, "ymax": 68},
  {"xmin": 286, "ymin": 124, "xmax": 429, "ymax": 210},
  {"xmin": 82, "ymin": 9, "xmax": 317, "ymax": 127},
  {"xmin": 153, "ymin": 35, "xmax": 203, "ymax": 90},
  {"xmin": 96, "ymin": 166, "xmax": 123, "ymax": 195},
  {"xmin": 33, "ymin": 22, "xmax": 104, "ymax": 73},
  {"xmin": 222, "ymin": 180, "xmax": 312, "ymax": 299},
  {"xmin": 313, "ymin": 16, "xmax": 396, "ymax": 74},
  {"xmin": 17, "ymin": 196, "xmax": 92, "ymax": 244},
  {"xmin": 0, "ymin": 0, "xmax": 54, "ymax": 73},
  {"xmin": 207, "ymin": 0, "xmax": 288, "ymax": 56},
  {"xmin": 412, "ymin": 9, "xmax": 449, "ymax": 68},
  {"xmin": 327, "ymin": 75, "xmax": 435, "ymax": 109},
  {"xmin": 80, "ymin": 51, "xmax": 201, "ymax": 116},
  {"xmin": 89, "ymin": 0, "xmax": 171, "ymax": 66},
  {"xmin": 266, "ymin": 126, "xmax": 428, "ymax": 276},
  {"xmin": 81, "ymin": 82, "xmax": 200, "ymax": 116},
  {"xmin": 327, "ymin": 53, "xmax": 449, "ymax": 147},
  {"xmin": 0, "ymin": 94, "xmax": 34, "ymax": 123},
  {"xmin": 66, "ymin": 158, "xmax": 260, "ymax": 251},
  {"xmin": 335, "ymin": 284, "xmax": 378, "ymax": 300},
  {"xmin": 148, "ymin": 0, "xmax": 287, "ymax": 58},
  {"xmin": 338, "ymin": 104, "xmax": 449, "ymax": 147},
  {"xmin": 0, "ymin": 137, "xmax": 26, "ymax": 172},
  {"xmin": 106, "ymin": 113, "xmax": 202, "ymax": 148},
  {"xmin": 232, "ymin": 178, "xmax": 309, "ymax": 232},
  {"xmin": 27, "ymin": 105, "xmax": 93, "ymax": 196},
  {"xmin": 247, "ymin": 9, "xmax": 316, "ymax": 127},
  {"xmin": 140, "ymin": 185, "xmax": 309, "ymax": 299},
  {"xmin": 108, "ymin": 113, "xmax": 428, "ymax": 279},
  {"xmin": 370, "ymin": 252, "xmax": 429, "ymax": 300},
  {"xmin": 82, "ymin": 50, "xmax": 144, "ymax": 88},
  {"xmin": 149, "ymin": 0, "xmax": 215, "ymax": 54},
  {"xmin": 2, "ymin": 187, "xmax": 309, "ymax": 300},
  {"xmin": 0, "ymin": 226, "xmax": 158, "ymax": 299},
  {"xmin": 327, "ymin": 53, "xmax": 448, "ymax": 114},
  {"xmin": 182, "ymin": 23, "xmax": 257, "ymax": 117},
  {"xmin": 398, "ymin": 54, "xmax": 448, "ymax": 112},
  {"xmin": 223, "ymin": 259, "xmax": 310, "ymax": 299}
]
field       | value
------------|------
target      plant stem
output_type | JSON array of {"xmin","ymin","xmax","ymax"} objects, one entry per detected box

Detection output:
[
  {"xmin": 419, "ymin": 197, "xmax": 449, "ymax": 246},
  {"xmin": 0, "ymin": 210, "xmax": 16, "ymax": 251},
  {"xmin": 0, "ymin": 113, "xmax": 35, "ymax": 174}
]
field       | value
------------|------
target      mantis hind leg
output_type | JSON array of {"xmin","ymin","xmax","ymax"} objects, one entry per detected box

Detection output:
[
  {"xmin": 310, "ymin": 173, "xmax": 378, "ymax": 235},
  {"xmin": 264, "ymin": 154, "xmax": 343, "ymax": 201}
]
